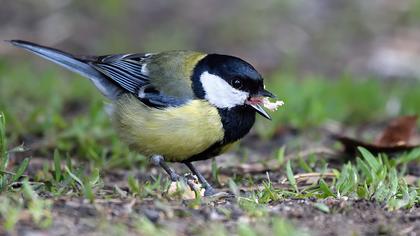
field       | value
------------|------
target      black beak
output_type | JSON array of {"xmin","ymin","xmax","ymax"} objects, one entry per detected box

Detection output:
[
  {"xmin": 259, "ymin": 89, "xmax": 276, "ymax": 98},
  {"xmin": 250, "ymin": 104, "xmax": 271, "ymax": 120},
  {"xmin": 248, "ymin": 88, "xmax": 275, "ymax": 120}
]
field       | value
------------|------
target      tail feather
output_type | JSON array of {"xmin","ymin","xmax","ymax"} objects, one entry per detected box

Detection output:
[{"xmin": 7, "ymin": 40, "xmax": 122, "ymax": 100}]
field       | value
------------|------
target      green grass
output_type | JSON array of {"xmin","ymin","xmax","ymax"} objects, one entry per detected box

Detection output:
[
  {"xmin": 250, "ymin": 147, "xmax": 420, "ymax": 210},
  {"xmin": 0, "ymin": 112, "xmax": 52, "ymax": 231},
  {"xmin": 0, "ymin": 112, "xmax": 30, "ymax": 192}
]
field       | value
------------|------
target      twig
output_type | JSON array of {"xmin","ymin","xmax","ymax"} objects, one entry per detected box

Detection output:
[
  {"xmin": 280, "ymin": 172, "xmax": 336, "ymax": 184},
  {"xmin": 216, "ymin": 147, "xmax": 338, "ymax": 175}
]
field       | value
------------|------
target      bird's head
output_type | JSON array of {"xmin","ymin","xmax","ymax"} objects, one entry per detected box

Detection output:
[{"xmin": 192, "ymin": 54, "xmax": 275, "ymax": 119}]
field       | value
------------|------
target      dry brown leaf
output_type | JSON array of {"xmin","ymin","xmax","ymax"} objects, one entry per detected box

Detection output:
[
  {"xmin": 333, "ymin": 115, "xmax": 420, "ymax": 155},
  {"xmin": 375, "ymin": 115, "xmax": 418, "ymax": 146},
  {"xmin": 333, "ymin": 135, "xmax": 420, "ymax": 155}
]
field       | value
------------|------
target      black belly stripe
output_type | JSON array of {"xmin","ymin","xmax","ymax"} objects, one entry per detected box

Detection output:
[{"xmin": 182, "ymin": 105, "xmax": 256, "ymax": 163}]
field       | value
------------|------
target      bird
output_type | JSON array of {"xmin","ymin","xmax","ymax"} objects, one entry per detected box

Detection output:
[{"xmin": 8, "ymin": 40, "xmax": 277, "ymax": 196}]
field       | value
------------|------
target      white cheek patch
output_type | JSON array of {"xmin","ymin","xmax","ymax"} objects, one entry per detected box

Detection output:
[{"xmin": 200, "ymin": 71, "xmax": 249, "ymax": 109}]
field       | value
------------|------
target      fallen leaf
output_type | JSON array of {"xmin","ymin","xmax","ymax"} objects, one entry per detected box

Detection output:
[
  {"xmin": 332, "ymin": 135, "xmax": 420, "ymax": 155},
  {"xmin": 375, "ymin": 115, "xmax": 418, "ymax": 146},
  {"xmin": 333, "ymin": 115, "xmax": 420, "ymax": 155}
]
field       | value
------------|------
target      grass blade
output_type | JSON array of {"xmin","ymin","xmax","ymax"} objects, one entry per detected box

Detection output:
[
  {"xmin": 12, "ymin": 158, "xmax": 29, "ymax": 182},
  {"xmin": 0, "ymin": 113, "xmax": 5, "ymax": 149},
  {"xmin": 0, "ymin": 112, "xmax": 7, "ymax": 170},
  {"xmin": 319, "ymin": 179, "xmax": 334, "ymax": 197},
  {"xmin": 358, "ymin": 147, "xmax": 380, "ymax": 173},
  {"xmin": 286, "ymin": 160, "xmax": 298, "ymax": 193},
  {"xmin": 64, "ymin": 166, "xmax": 84, "ymax": 188},
  {"xmin": 314, "ymin": 202, "xmax": 330, "ymax": 213},
  {"xmin": 53, "ymin": 150, "xmax": 62, "ymax": 182},
  {"xmin": 276, "ymin": 146, "xmax": 286, "ymax": 164}
]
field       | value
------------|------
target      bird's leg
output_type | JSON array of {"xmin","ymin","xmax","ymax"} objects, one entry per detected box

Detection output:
[
  {"xmin": 150, "ymin": 155, "xmax": 180, "ymax": 181},
  {"xmin": 151, "ymin": 155, "xmax": 199, "ymax": 193},
  {"xmin": 185, "ymin": 162, "xmax": 216, "ymax": 196}
]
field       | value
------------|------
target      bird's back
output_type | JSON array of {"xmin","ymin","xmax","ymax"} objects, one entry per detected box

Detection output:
[{"xmin": 142, "ymin": 51, "xmax": 206, "ymax": 99}]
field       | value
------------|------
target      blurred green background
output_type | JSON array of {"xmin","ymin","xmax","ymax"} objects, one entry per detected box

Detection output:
[
  {"xmin": 2, "ymin": 0, "xmax": 420, "ymax": 76},
  {"xmin": 0, "ymin": 0, "xmax": 419, "ymax": 155}
]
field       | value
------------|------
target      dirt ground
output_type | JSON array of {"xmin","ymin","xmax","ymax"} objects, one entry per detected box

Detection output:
[
  {"xmin": 10, "ymin": 195, "xmax": 418, "ymax": 235},
  {"xmin": 7, "ymin": 135, "xmax": 420, "ymax": 236}
]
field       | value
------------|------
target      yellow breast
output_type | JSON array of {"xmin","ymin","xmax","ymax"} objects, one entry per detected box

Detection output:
[{"xmin": 113, "ymin": 95, "xmax": 224, "ymax": 162}]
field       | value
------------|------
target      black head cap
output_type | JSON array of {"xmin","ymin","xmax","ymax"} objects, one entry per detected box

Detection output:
[{"xmin": 192, "ymin": 54, "xmax": 265, "ymax": 99}]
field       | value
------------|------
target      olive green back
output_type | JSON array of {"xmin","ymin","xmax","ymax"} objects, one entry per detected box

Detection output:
[{"xmin": 145, "ymin": 51, "xmax": 206, "ymax": 99}]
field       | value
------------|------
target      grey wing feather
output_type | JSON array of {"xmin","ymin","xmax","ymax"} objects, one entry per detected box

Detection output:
[
  {"xmin": 88, "ymin": 54, "xmax": 190, "ymax": 108},
  {"xmin": 88, "ymin": 53, "xmax": 150, "ymax": 94},
  {"xmin": 8, "ymin": 40, "xmax": 123, "ymax": 100},
  {"xmin": 8, "ymin": 40, "xmax": 190, "ymax": 108}
]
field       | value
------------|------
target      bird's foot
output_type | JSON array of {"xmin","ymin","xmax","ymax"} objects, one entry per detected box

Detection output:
[
  {"xmin": 203, "ymin": 186, "xmax": 217, "ymax": 196},
  {"xmin": 169, "ymin": 173, "xmax": 181, "ymax": 182}
]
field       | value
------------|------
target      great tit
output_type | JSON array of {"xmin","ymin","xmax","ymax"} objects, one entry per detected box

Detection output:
[{"xmin": 8, "ymin": 40, "xmax": 277, "ymax": 196}]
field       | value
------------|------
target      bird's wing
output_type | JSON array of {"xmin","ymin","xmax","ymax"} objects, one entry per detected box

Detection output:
[
  {"xmin": 83, "ymin": 51, "xmax": 206, "ymax": 108},
  {"xmin": 84, "ymin": 53, "xmax": 194, "ymax": 108},
  {"xmin": 86, "ymin": 53, "xmax": 150, "ymax": 95},
  {"xmin": 8, "ymin": 40, "xmax": 195, "ymax": 108}
]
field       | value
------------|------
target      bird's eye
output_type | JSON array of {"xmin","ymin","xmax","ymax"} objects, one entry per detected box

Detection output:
[{"xmin": 232, "ymin": 79, "xmax": 242, "ymax": 89}]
